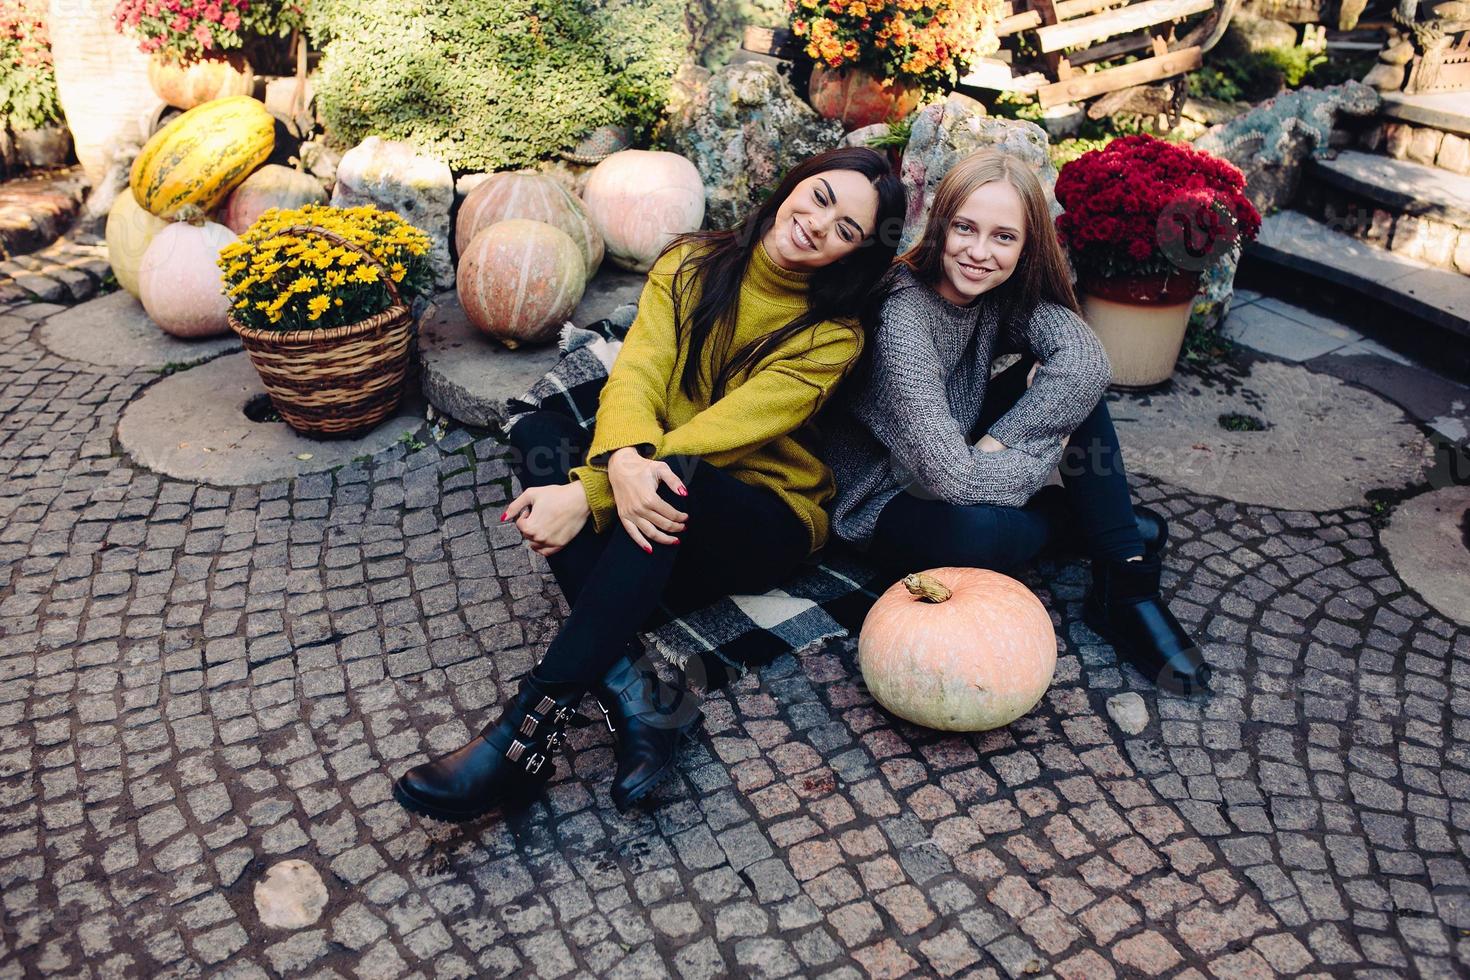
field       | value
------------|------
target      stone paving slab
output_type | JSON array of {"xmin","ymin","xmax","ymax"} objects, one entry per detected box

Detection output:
[
  {"xmin": 1308, "ymin": 150, "xmax": 1470, "ymax": 229},
  {"xmin": 2, "ymin": 291, "xmax": 1470, "ymax": 979},
  {"xmin": 420, "ymin": 269, "xmax": 644, "ymax": 429},
  {"xmin": 36, "ymin": 289, "xmax": 240, "ymax": 370},
  {"xmin": 116, "ymin": 350, "xmax": 426, "ymax": 485},
  {"xmin": 1110, "ymin": 358, "xmax": 1436, "ymax": 510},
  {"xmin": 1382, "ymin": 483, "xmax": 1470, "ymax": 627},
  {"xmin": 0, "ymin": 165, "xmax": 88, "ymax": 260}
]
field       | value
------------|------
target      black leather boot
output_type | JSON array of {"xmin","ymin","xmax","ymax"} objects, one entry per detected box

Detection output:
[
  {"xmin": 594, "ymin": 649, "xmax": 703, "ymax": 812},
  {"xmin": 1084, "ymin": 549, "xmax": 1212, "ymax": 695},
  {"xmin": 394, "ymin": 675, "xmax": 587, "ymax": 822}
]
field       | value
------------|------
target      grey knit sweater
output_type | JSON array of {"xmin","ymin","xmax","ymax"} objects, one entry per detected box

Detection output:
[{"xmin": 824, "ymin": 265, "xmax": 1113, "ymax": 547}]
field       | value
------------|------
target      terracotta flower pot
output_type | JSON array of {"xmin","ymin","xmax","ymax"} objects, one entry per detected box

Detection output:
[
  {"xmin": 148, "ymin": 51, "xmax": 255, "ymax": 110},
  {"xmin": 807, "ymin": 66, "xmax": 921, "ymax": 131},
  {"xmin": 1080, "ymin": 272, "xmax": 1202, "ymax": 390}
]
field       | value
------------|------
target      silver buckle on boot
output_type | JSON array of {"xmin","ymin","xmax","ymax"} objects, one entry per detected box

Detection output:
[
  {"xmin": 506, "ymin": 739, "xmax": 528, "ymax": 763},
  {"xmin": 519, "ymin": 715, "xmax": 540, "ymax": 738},
  {"xmin": 524, "ymin": 752, "xmax": 546, "ymax": 774}
]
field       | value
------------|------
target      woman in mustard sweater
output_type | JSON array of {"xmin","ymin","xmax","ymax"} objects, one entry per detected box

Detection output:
[{"xmin": 395, "ymin": 147, "xmax": 906, "ymax": 821}]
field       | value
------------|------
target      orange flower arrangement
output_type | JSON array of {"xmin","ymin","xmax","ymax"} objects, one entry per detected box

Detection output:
[{"xmin": 787, "ymin": 0, "xmax": 1003, "ymax": 86}]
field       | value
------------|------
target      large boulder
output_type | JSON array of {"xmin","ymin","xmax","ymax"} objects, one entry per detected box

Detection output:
[
  {"xmin": 1193, "ymin": 81, "xmax": 1380, "ymax": 215},
  {"xmin": 662, "ymin": 61, "xmax": 843, "ymax": 233},
  {"xmin": 897, "ymin": 93, "xmax": 1057, "ymax": 253},
  {"xmin": 330, "ymin": 136, "xmax": 455, "ymax": 289}
]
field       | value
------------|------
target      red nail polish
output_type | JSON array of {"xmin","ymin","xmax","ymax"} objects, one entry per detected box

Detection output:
[
  {"xmin": 677, "ymin": 487, "xmax": 688, "ymax": 496},
  {"xmin": 643, "ymin": 544, "xmax": 653, "ymax": 554},
  {"xmin": 500, "ymin": 511, "xmax": 507, "ymax": 522},
  {"xmin": 672, "ymin": 538, "xmax": 680, "ymax": 546}
]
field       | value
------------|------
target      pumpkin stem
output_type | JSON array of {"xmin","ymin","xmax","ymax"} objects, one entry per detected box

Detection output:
[
  {"xmin": 903, "ymin": 573, "xmax": 952, "ymax": 603},
  {"xmin": 173, "ymin": 204, "xmax": 207, "ymax": 226}
]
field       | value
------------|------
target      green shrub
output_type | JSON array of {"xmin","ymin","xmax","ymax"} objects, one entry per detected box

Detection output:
[
  {"xmin": 313, "ymin": 0, "xmax": 692, "ymax": 172},
  {"xmin": 0, "ymin": 0, "xmax": 62, "ymax": 132}
]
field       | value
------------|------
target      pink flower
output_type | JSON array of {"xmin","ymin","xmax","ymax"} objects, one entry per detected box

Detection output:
[
  {"xmin": 221, "ymin": 9, "xmax": 238, "ymax": 28},
  {"xmin": 170, "ymin": 13, "xmax": 187, "ymax": 30},
  {"xmin": 203, "ymin": 2, "xmax": 221, "ymax": 20},
  {"xmin": 194, "ymin": 21, "xmax": 212, "ymax": 46}
]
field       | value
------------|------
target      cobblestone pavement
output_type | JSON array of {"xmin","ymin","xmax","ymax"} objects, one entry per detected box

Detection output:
[{"xmin": 2, "ymin": 291, "xmax": 1469, "ymax": 980}]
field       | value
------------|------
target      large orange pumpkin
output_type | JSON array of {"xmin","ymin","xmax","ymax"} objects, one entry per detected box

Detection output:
[
  {"xmin": 858, "ymin": 569, "xmax": 1057, "ymax": 732},
  {"xmin": 147, "ymin": 52, "xmax": 255, "ymax": 110},
  {"xmin": 455, "ymin": 170, "xmax": 603, "ymax": 275},
  {"xmin": 457, "ymin": 219, "xmax": 587, "ymax": 349},
  {"xmin": 582, "ymin": 150, "xmax": 705, "ymax": 273}
]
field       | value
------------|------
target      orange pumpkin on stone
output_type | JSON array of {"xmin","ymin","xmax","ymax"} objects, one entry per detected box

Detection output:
[
  {"xmin": 457, "ymin": 218, "xmax": 587, "ymax": 349},
  {"xmin": 858, "ymin": 568, "xmax": 1057, "ymax": 732}
]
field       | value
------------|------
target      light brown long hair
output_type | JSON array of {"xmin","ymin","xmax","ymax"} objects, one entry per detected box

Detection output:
[{"xmin": 898, "ymin": 150, "xmax": 1080, "ymax": 330}]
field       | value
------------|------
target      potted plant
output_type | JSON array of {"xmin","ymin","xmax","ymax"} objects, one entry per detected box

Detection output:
[
  {"xmin": 0, "ymin": 0, "xmax": 71, "ymax": 170},
  {"xmin": 111, "ymin": 0, "xmax": 302, "ymax": 109},
  {"xmin": 218, "ymin": 202, "xmax": 433, "ymax": 437},
  {"xmin": 787, "ymin": 0, "xmax": 1003, "ymax": 131},
  {"xmin": 1054, "ymin": 135, "xmax": 1261, "ymax": 389}
]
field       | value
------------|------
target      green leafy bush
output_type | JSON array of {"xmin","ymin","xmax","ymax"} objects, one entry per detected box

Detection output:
[
  {"xmin": 313, "ymin": 0, "xmax": 692, "ymax": 172},
  {"xmin": 0, "ymin": 0, "xmax": 62, "ymax": 132}
]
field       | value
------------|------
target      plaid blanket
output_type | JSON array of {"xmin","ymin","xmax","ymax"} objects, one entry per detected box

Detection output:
[{"xmin": 503, "ymin": 319, "xmax": 886, "ymax": 691}]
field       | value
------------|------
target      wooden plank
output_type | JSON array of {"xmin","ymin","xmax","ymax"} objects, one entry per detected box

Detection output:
[
  {"xmin": 996, "ymin": 10, "xmax": 1044, "ymax": 35},
  {"xmin": 742, "ymin": 26, "xmax": 794, "ymax": 57},
  {"xmin": 1054, "ymin": 0, "xmax": 1128, "ymax": 19},
  {"xmin": 1068, "ymin": 28, "xmax": 1158, "ymax": 64},
  {"xmin": 1037, "ymin": 0, "xmax": 1214, "ymax": 51},
  {"xmin": 958, "ymin": 70, "xmax": 1050, "ymax": 93},
  {"xmin": 1037, "ymin": 45, "xmax": 1202, "ymax": 106}
]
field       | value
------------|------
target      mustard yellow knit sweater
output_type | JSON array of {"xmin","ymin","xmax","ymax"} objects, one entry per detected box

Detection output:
[{"xmin": 568, "ymin": 242, "xmax": 863, "ymax": 554}]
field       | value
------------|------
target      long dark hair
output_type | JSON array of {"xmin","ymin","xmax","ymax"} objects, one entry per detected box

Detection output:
[
  {"xmin": 898, "ymin": 150, "xmax": 1080, "ymax": 333},
  {"xmin": 661, "ymin": 147, "xmax": 907, "ymax": 402}
]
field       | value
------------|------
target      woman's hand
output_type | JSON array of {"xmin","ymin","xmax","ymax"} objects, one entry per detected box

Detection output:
[
  {"xmin": 503, "ymin": 482, "xmax": 592, "ymax": 557},
  {"xmin": 977, "ymin": 433, "xmax": 1007, "ymax": 453},
  {"xmin": 606, "ymin": 446, "xmax": 689, "ymax": 553}
]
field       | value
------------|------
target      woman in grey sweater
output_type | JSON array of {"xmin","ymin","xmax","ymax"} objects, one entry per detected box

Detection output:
[{"xmin": 825, "ymin": 150, "xmax": 1210, "ymax": 694}]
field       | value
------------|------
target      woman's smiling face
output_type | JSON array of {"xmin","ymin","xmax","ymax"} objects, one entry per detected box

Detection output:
[
  {"xmin": 936, "ymin": 179, "xmax": 1028, "ymax": 306},
  {"xmin": 762, "ymin": 169, "xmax": 880, "ymax": 272}
]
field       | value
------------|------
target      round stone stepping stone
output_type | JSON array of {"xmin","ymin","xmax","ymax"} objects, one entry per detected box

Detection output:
[
  {"xmin": 118, "ymin": 351, "xmax": 423, "ymax": 485},
  {"xmin": 1382, "ymin": 483, "xmax": 1470, "ymax": 626},
  {"xmin": 1111, "ymin": 359, "xmax": 1434, "ymax": 510},
  {"xmin": 420, "ymin": 268, "xmax": 645, "ymax": 428},
  {"xmin": 254, "ymin": 860, "xmax": 328, "ymax": 929},
  {"xmin": 36, "ymin": 289, "xmax": 239, "ymax": 369}
]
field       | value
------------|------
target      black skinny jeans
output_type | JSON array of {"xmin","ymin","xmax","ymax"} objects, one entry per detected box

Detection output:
[
  {"xmin": 507, "ymin": 410, "xmax": 810, "ymax": 687},
  {"xmin": 869, "ymin": 357, "xmax": 1144, "ymax": 576}
]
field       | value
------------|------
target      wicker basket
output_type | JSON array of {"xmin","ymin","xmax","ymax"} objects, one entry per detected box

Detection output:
[{"xmin": 230, "ymin": 224, "xmax": 413, "ymax": 439}]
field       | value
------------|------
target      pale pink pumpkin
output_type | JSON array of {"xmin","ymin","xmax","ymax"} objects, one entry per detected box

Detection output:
[
  {"xmin": 858, "ymin": 569, "xmax": 1057, "ymax": 732},
  {"xmin": 582, "ymin": 150, "xmax": 704, "ymax": 273},
  {"xmin": 457, "ymin": 219, "xmax": 587, "ymax": 349},
  {"xmin": 221, "ymin": 165, "xmax": 329, "ymax": 235},
  {"xmin": 138, "ymin": 219, "xmax": 237, "ymax": 339},
  {"xmin": 455, "ymin": 170, "xmax": 603, "ymax": 275}
]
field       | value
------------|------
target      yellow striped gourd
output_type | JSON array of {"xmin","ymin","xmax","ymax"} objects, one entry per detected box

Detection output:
[{"xmin": 131, "ymin": 96, "xmax": 275, "ymax": 220}]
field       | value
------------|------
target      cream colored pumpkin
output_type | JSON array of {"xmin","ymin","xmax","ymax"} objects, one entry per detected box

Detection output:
[
  {"xmin": 457, "ymin": 219, "xmax": 586, "ymax": 349},
  {"xmin": 581, "ymin": 150, "xmax": 704, "ymax": 273},
  {"xmin": 858, "ymin": 569, "xmax": 1057, "ymax": 732},
  {"xmin": 105, "ymin": 191, "xmax": 169, "ymax": 298},
  {"xmin": 455, "ymin": 170, "xmax": 603, "ymax": 275},
  {"xmin": 138, "ymin": 219, "xmax": 237, "ymax": 338}
]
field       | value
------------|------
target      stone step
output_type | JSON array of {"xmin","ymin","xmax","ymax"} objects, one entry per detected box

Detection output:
[
  {"xmin": 1308, "ymin": 150, "xmax": 1470, "ymax": 229},
  {"xmin": 1380, "ymin": 91, "xmax": 1470, "ymax": 138},
  {"xmin": 1246, "ymin": 211, "xmax": 1470, "ymax": 344}
]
